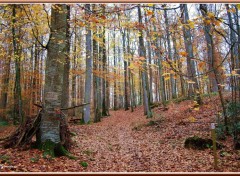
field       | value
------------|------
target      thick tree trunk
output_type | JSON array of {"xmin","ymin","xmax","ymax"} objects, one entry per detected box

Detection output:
[{"xmin": 39, "ymin": 4, "xmax": 72, "ymax": 158}]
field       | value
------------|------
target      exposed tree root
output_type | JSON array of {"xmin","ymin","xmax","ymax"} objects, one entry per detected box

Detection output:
[{"xmin": 40, "ymin": 140, "xmax": 76, "ymax": 160}]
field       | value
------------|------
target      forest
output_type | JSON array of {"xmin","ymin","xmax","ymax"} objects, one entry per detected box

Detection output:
[{"xmin": 0, "ymin": 3, "xmax": 240, "ymax": 172}]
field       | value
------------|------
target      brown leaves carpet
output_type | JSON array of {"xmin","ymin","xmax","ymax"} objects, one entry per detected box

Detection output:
[{"xmin": 0, "ymin": 94, "xmax": 239, "ymax": 172}]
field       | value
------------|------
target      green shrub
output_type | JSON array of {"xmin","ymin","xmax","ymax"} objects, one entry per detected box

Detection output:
[
  {"xmin": 0, "ymin": 120, "xmax": 8, "ymax": 126},
  {"xmin": 80, "ymin": 161, "xmax": 88, "ymax": 168},
  {"xmin": 0, "ymin": 155, "xmax": 10, "ymax": 164},
  {"xmin": 215, "ymin": 123, "xmax": 226, "ymax": 140}
]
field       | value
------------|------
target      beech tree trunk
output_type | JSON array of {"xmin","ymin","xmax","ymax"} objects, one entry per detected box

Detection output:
[
  {"xmin": 61, "ymin": 5, "xmax": 70, "ymax": 109},
  {"xmin": 200, "ymin": 4, "xmax": 218, "ymax": 92},
  {"xmin": 164, "ymin": 8, "xmax": 177, "ymax": 99},
  {"xmin": 122, "ymin": 29, "xmax": 129, "ymax": 111},
  {"xmin": 39, "ymin": 4, "xmax": 70, "ymax": 157},
  {"xmin": 180, "ymin": 4, "xmax": 199, "ymax": 98},
  {"xmin": 83, "ymin": 4, "xmax": 92, "ymax": 123},
  {"xmin": 101, "ymin": 5, "xmax": 109, "ymax": 116},
  {"xmin": 113, "ymin": 27, "xmax": 118, "ymax": 111},
  {"xmin": 138, "ymin": 5, "xmax": 152, "ymax": 118},
  {"xmin": 12, "ymin": 4, "xmax": 23, "ymax": 125}
]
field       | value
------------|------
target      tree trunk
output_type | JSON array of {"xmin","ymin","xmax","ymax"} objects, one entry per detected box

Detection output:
[
  {"xmin": 200, "ymin": 4, "xmax": 218, "ymax": 92},
  {"xmin": 0, "ymin": 48, "xmax": 11, "ymax": 119},
  {"xmin": 39, "ymin": 4, "xmax": 71, "ymax": 157},
  {"xmin": 83, "ymin": 4, "xmax": 92, "ymax": 123},
  {"xmin": 61, "ymin": 5, "xmax": 71, "ymax": 109},
  {"xmin": 144, "ymin": 11, "xmax": 154, "ymax": 103},
  {"xmin": 71, "ymin": 18, "xmax": 77, "ymax": 116},
  {"xmin": 113, "ymin": 27, "xmax": 118, "ymax": 110},
  {"xmin": 164, "ymin": 8, "xmax": 177, "ymax": 99},
  {"xmin": 12, "ymin": 4, "xmax": 23, "ymax": 125},
  {"xmin": 93, "ymin": 5, "xmax": 101, "ymax": 122},
  {"xmin": 138, "ymin": 5, "xmax": 152, "ymax": 118},
  {"xmin": 122, "ymin": 29, "xmax": 129, "ymax": 111},
  {"xmin": 101, "ymin": 5, "xmax": 109, "ymax": 116},
  {"xmin": 226, "ymin": 4, "xmax": 238, "ymax": 102},
  {"xmin": 180, "ymin": 4, "xmax": 200, "ymax": 99}
]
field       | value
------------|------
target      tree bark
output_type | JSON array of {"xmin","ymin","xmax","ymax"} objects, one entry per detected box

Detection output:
[
  {"xmin": 61, "ymin": 5, "xmax": 71, "ymax": 109},
  {"xmin": 138, "ymin": 5, "xmax": 152, "ymax": 118},
  {"xmin": 12, "ymin": 4, "xmax": 23, "ymax": 125},
  {"xmin": 200, "ymin": 4, "xmax": 218, "ymax": 92},
  {"xmin": 180, "ymin": 4, "xmax": 200, "ymax": 98},
  {"xmin": 39, "ymin": 4, "xmax": 71, "ymax": 157},
  {"xmin": 83, "ymin": 4, "xmax": 92, "ymax": 123},
  {"xmin": 122, "ymin": 29, "xmax": 129, "ymax": 111},
  {"xmin": 164, "ymin": 8, "xmax": 177, "ymax": 99},
  {"xmin": 101, "ymin": 5, "xmax": 109, "ymax": 116}
]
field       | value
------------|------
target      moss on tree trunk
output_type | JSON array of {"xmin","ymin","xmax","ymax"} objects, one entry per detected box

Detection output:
[{"xmin": 40, "ymin": 140, "xmax": 76, "ymax": 159}]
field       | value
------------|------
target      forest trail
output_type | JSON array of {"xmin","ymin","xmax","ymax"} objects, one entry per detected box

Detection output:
[
  {"xmin": 0, "ymin": 93, "xmax": 239, "ymax": 172},
  {"xmin": 69, "ymin": 94, "xmax": 239, "ymax": 172},
  {"xmin": 72, "ymin": 108, "xmax": 152, "ymax": 172}
]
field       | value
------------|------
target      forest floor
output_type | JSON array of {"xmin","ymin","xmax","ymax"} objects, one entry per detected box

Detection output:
[{"xmin": 0, "ymin": 92, "xmax": 240, "ymax": 172}]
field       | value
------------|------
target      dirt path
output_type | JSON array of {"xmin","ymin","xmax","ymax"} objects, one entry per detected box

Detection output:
[
  {"xmin": 68, "ymin": 104, "xmax": 215, "ymax": 172},
  {"xmin": 69, "ymin": 99, "xmax": 239, "ymax": 172},
  {"xmin": 71, "ymin": 109, "xmax": 151, "ymax": 172}
]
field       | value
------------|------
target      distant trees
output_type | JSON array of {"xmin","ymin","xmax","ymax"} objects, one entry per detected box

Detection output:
[{"xmin": 0, "ymin": 3, "xmax": 240, "ymax": 125}]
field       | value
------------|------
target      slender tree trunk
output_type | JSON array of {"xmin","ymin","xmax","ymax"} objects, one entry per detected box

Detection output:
[
  {"xmin": 126, "ymin": 30, "xmax": 134, "ymax": 112},
  {"xmin": 12, "ymin": 4, "xmax": 23, "ymax": 125},
  {"xmin": 122, "ymin": 29, "xmax": 129, "ymax": 111},
  {"xmin": 106, "ymin": 32, "xmax": 110, "ymax": 114},
  {"xmin": 101, "ymin": 5, "xmax": 109, "ymax": 116},
  {"xmin": 30, "ymin": 42, "xmax": 40, "ymax": 116},
  {"xmin": 0, "ymin": 49, "xmax": 11, "ymax": 116},
  {"xmin": 180, "ymin": 4, "xmax": 200, "ymax": 99},
  {"xmin": 113, "ymin": 27, "xmax": 118, "ymax": 110},
  {"xmin": 138, "ymin": 5, "xmax": 152, "ymax": 118},
  {"xmin": 93, "ymin": 6, "xmax": 101, "ymax": 122},
  {"xmin": 157, "ymin": 38, "xmax": 166, "ymax": 102},
  {"xmin": 71, "ymin": 22, "xmax": 77, "ymax": 116},
  {"xmin": 164, "ymin": 8, "xmax": 177, "ymax": 99},
  {"xmin": 83, "ymin": 4, "xmax": 92, "ymax": 123},
  {"xmin": 172, "ymin": 29, "xmax": 180, "ymax": 98},
  {"xmin": 61, "ymin": 5, "xmax": 71, "ymax": 109},
  {"xmin": 144, "ymin": 11, "xmax": 154, "ymax": 103},
  {"xmin": 200, "ymin": 4, "xmax": 218, "ymax": 92},
  {"xmin": 226, "ymin": 4, "xmax": 238, "ymax": 102}
]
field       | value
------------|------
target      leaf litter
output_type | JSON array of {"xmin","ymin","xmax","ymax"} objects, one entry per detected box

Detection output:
[{"xmin": 0, "ymin": 93, "xmax": 239, "ymax": 172}]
